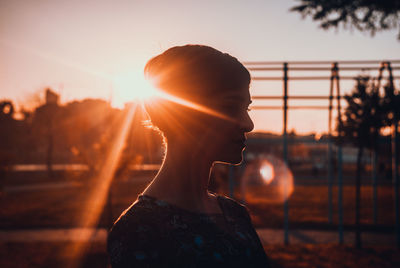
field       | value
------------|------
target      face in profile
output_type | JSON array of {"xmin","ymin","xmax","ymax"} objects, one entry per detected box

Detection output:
[
  {"xmin": 146, "ymin": 84, "xmax": 253, "ymax": 166},
  {"xmin": 144, "ymin": 45, "xmax": 253, "ymax": 165},
  {"xmin": 197, "ymin": 85, "xmax": 254, "ymax": 165}
]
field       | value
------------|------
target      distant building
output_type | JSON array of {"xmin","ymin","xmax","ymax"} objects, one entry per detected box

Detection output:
[{"xmin": 45, "ymin": 88, "xmax": 59, "ymax": 105}]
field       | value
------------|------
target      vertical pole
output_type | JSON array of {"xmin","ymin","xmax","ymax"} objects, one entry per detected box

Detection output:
[
  {"xmin": 386, "ymin": 61, "xmax": 400, "ymax": 248},
  {"xmin": 328, "ymin": 66, "xmax": 334, "ymax": 224},
  {"xmin": 372, "ymin": 62, "xmax": 385, "ymax": 226},
  {"xmin": 334, "ymin": 62, "xmax": 344, "ymax": 244},
  {"xmin": 393, "ymin": 119, "xmax": 399, "ymax": 248},
  {"xmin": 283, "ymin": 62, "xmax": 289, "ymax": 245},
  {"xmin": 372, "ymin": 150, "xmax": 378, "ymax": 225},
  {"xmin": 376, "ymin": 62, "xmax": 384, "ymax": 89},
  {"xmin": 337, "ymin": 146, "xmax": 344, "ymax": 244}
]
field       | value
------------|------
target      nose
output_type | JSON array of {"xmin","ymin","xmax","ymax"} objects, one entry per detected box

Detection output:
[{"xmin": 240, "ymin": 112, "xmax": 254, "ymax": 133}]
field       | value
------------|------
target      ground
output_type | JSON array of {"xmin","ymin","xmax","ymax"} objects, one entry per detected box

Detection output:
[
  {"xmin": 0, "ymin": 242, "xmax": 399, "ymax": 268},
  {"xmin": 0, "ymin": 170, "xmax": 398, "ymax": 267}
]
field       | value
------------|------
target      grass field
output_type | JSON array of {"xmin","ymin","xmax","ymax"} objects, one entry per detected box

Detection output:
[
  {"xmin": 0, "ymin": 171, "xmax": 398, "ymax": 267},
  {"xmin": 244, "ymin": 184, "xmax": 396, "ymax": 230},
  {"xmin": 1, "ymin": 171, "xmax": 396, "ymax": 230}
]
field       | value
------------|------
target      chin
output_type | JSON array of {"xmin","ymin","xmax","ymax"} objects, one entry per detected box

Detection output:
[{"xmin": 214, "ymin": 151, "xmax": 244, "ymax": 166}]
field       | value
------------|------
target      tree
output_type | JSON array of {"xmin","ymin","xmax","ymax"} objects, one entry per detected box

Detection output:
[
  {"xmin": 59, "ymin": 99, "xmax": 120, "ymax": 172},
  {"xmin": 381, "ymin": 82, "xmax": 400, "ymax": 128},
  {"xmin": 340, "ymin": 76, "xmax": 385, "ymax": 248},
  {"xmin": 291, "ymin": 0, "xmax": 400, "ymax": 40},
  {"xmin": 381, "ymin": 81, "xmax": 400, "ymax": 205}
]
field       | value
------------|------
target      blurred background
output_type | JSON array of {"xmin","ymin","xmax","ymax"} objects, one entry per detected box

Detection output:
[{"xmin": 1, "ymin": 0, "xmax": 400, "ymax": 267}]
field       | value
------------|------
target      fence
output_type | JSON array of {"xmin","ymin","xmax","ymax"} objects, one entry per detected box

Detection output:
[{"xmin": 236, "ymin": 60, "xmax": 400, "ymax": 246}]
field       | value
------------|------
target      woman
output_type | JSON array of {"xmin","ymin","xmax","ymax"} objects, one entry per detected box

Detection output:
[{"xmin": 107, "ymin": 45, "xmax": 270, "ymax": 267}]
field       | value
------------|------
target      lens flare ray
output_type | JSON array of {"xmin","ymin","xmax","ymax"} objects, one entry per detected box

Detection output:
[
  {"xmin": 63, "ymin": 103, "xmax": 137, "ymax": 267},
  {"xmin": 153, "ymin": 90, "xmax": 235, "ymax": 122}
]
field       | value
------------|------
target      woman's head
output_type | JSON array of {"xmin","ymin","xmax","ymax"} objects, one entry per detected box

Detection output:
[
  {"xmin": 144, "ymin": 45, "xmax": 253, "ymax": 164},
  {"xmin": 144, "ymin": 45, "xmax": 250, "ymax": 103}
]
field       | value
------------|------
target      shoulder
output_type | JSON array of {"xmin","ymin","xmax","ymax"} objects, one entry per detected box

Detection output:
[
  {"xmin": 108, "ymin": 195, "xmax": 168, "ymax": 240},
  {"xmin": 216, "ymin": 194, "xmax": 251, "ymax": 219},
  {"xmin": 217, "ymin": 194, "xmax": 246, "ymax": 209},
  {"xmin": 107, "ymin": 199, "xmax": 148, "ymax": 246},
  {"xmin": 107, "ymin": 196, "xmax": 167, "ymax": 267}
]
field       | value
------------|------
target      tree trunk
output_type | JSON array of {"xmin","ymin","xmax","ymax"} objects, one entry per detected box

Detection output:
[{"xmin": 355, "ymin": 145, "xmax": 363, "ymax": 248}]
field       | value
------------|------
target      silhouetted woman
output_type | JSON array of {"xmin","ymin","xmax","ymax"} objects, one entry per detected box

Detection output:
[{"xmin": 107, "ymin": 45, "xmax": 270, "ymax": 267}]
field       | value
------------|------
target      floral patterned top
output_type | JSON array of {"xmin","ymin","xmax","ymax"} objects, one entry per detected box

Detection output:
[{"xmin": 107, "ymin": 194, "xmax": 270, "ymax": 267}]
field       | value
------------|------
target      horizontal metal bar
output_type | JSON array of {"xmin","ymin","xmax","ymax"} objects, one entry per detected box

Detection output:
[
  {"xmin": 250, "ymin": 105, "xmax": 342, "ymax": 110},
  {"xmin": 247, "ymin": 137, "xmax": 392, "ymax": 145},
  {"xmin": 244, "ymin": 60, "xmax": 400, "ymax": 65},
  {"xmin": 252, "ymin": 76, "xmax": 400, "ymax": 80},
  {"xmin": 246, "ymin": 138, "xmax": 333, "ymax": 144},
  {"xmin": 251, "ymin": 95, "xmax": 343, "ymax": 100},
  {"xmin": 248, "ymin": 67, "xmax": 400, "ymax": 71},
  {"xmin": 248, "ymin": 67, "xmax": 287, "ymax": 71}
]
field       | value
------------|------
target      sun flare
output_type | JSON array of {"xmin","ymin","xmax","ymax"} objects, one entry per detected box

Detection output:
[
  {"xmin": 112, "ymin": 69, "xmax": 235, "ymax": 124},
  {"xmin": 112, "ymin": 70, "xmax": 157, "ymax": 107}
]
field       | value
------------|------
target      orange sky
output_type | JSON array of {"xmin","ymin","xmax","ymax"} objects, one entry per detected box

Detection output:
[{"xmin": 0, "ymin": 0, "xmax": 399, "ymax": 134}]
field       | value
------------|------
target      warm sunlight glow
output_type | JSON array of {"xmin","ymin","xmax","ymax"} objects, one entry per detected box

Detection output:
[
  {"xmin": 64, "ymin": 104, "xmax": 137, "ymax": 267},
  {"xmin": 260, "ymin": 161, "xmax": 275, "ymax": 184},
  {"xmin": 112, "ymin": 71, "xmax": 157, "ymax": 107},
  {"xmin": 155, "ymin": 90, "xmax": 234, "ymax": 122}
]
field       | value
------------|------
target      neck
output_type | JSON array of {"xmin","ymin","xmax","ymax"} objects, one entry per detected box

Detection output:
[{"xmin": 142, "ymin": 141, "xmax": 215, "ymax": 209}]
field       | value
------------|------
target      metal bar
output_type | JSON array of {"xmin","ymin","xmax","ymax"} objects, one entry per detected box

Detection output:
[
  {"xmin": 250, "ymin": 105, "xmax": 343, "ymax": 110},
  {"xmin": 252, "ymin": 95, "xmax": 342, "ymax": 100},
  {"xmin": 252, "ymin": 76, "xmax": 400, "ymax": 81},
  {"xmin": 244, "ymin": 60, "xmax": 400, "ymax": 65},
  {"xmin": 334, "ymin": 62, "xmax": 344, "ymax": 244},
  {"xmin": 372, "ymin": 150, "xmax": 378, "ymax": 225},
  {"xmin": 393, "ymin": 120, "xmax": 400, "ymax": 248},
  {"xmin": 283, "ymin": 62, "xmax": 289, "ymax": 245},
  {"xmin": 338, "ymin": 139, "xmax": 344, "ymax": 243},
  {"xmin": 387, "ymin": 61, "xmax": 400, "ymax": 248},
  {"xmin": 371, "ymin": 62, "xmax": 385, "ymax": 226},
  {"xmin": 248, "ymin": 67, "xmax": 290, "ymax": 71},
  {"xmin": 248, "ymin": 67, "xmax": 400, "ymax": 71},
  {"xmin": 328, "ymin": 70, "xmax": 334, "ymax": 224},
  {"xmin": 376, "ymin": 62, "xmax": 385, "ymax": 89}
]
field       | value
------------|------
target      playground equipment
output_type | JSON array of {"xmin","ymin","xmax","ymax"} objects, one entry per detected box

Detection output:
[{"xmin": 240, "ymin": 60, "xmax": 400, "ymax": 246}]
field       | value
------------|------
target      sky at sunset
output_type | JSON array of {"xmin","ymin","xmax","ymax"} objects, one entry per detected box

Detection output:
[{"xmin": 1, "ymin": 0, "xmax": 399, "ymax": 134}]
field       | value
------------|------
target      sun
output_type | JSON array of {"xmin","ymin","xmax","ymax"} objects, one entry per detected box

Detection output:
[
  {"xmin": 111, "ymin": 69, "xmax": 232, "ymax": 121},
  {"xmin": 112, "ymin": 70, "xmax": 157, "ymax": 107}
]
